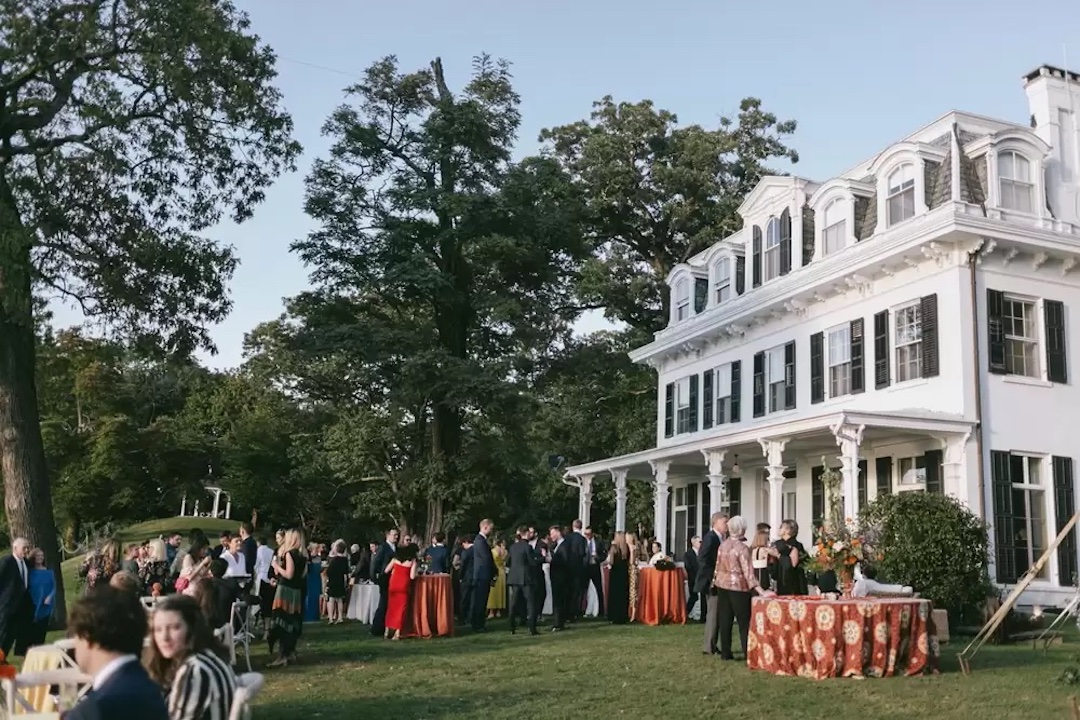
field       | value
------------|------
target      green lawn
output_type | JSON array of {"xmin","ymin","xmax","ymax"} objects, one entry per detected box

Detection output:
[{"xmin": 247, "ymin": 618, "xmax": 1079, "ymax": 719}]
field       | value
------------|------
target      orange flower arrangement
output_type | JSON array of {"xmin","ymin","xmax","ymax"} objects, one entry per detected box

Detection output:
[
  {"xmin": 807, "ymin": 460, "xmax": 875, "ymax": 580},
  {"xmin": 0, "ymin": 650, "xmax": 17, "ymax": 680}
]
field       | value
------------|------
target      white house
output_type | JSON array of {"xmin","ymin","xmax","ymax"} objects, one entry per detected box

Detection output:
[{"xmin": 564, "ymin": 65, "xmax": 1080, "ymax": 609}]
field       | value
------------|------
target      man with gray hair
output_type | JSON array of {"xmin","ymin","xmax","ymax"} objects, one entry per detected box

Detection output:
[
  {"xmin": 697, "ymin": 512, "xmax": 728, "ymax": 655},
  {"xmin": 0, "ymin": 537, "xmax": 31, "ymax": 656}
]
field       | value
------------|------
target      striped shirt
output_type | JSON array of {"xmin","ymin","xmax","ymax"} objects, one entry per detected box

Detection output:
[{"xmin": 167, "ymin": 650, "xmax": 236, "ymax": 720}]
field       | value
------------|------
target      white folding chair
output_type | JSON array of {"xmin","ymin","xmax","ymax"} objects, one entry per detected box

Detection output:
[
  {"xmin": 229, "ymin": 601, "xmax": 252, "ymax": 672},
  {"xmin": 227, "ymin": 672, "xmax": 265, "ymax": 720},
  {"xmin": 140, "ymin": 596, "xmax": 158, "ymax": 611}
]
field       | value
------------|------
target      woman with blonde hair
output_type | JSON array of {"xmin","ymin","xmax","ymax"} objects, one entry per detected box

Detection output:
[{"xmin": 267, "ymin": 529, "xmax": 307, "ymax": 668}]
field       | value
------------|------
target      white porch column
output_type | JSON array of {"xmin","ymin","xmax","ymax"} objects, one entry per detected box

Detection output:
[
  {"xmin": 934, "ymin": 432, "xmax": 971, "ymax": 499},
  {"xmin": 210, "ymin": 488, "xmax": 222, "ymax": 519},
  {"xmin": 224, "ymin": 496, "xmax": 232, "ymax": 520},
  {"xmin": 578, "ymin": 474, "xmax": 594, "ymax": 528},
  {"xmin": 650, "ymin": 460, "xmax": 671, "ymax": 553},
  {"xmin": 832, "ymin": 421, "xmax": 866, "ymax": 523},
  {"xmin": 193, "ymin": 500, "xmax": 200, "ymax": 516},
  {"xmin": 758, "ymin": 438, "xmax": 789, "ymax": 539},
  {"xmin": 611, "ymin": 468, "xmax": 629, "ymax": 532},
  {"xmin": 180, "ymin": 494, "xmax": 187, "ymax": 517},
  {"xmin": 701, "ymin": 449, "xmax": 727, "ymax": 515}
]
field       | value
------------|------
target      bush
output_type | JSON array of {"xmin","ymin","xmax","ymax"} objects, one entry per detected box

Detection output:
[{"xmin": 860, "ymin": 492, "xmax": 991, "ymax": 616}]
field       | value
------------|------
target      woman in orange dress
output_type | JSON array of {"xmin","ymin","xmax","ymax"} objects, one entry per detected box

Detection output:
[{"xmin": 384, "ymin": 545, "xmax": 419, "ymax": 640}]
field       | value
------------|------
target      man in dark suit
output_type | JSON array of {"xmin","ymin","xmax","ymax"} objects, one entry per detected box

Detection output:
[
  {"xmin": 582, "ymin": 526, "xmax": 606, "ymax": 616},
  {"xmin": 457, "ymin": 535, "xmax": 475, "ymax": 623},
  {"xmin": 470, "ymin": 519, "xmax": 496, "ymax": 632},
  {"xmin": 369, "ymin": 528, "xmax": 399, "ymax": 637},
  {"xmin": 238, "ymin": 521, "xmax": 258, "ymax": 576},
  {"xmin": 566, "ymin": 519, "xmax": 587, "ymax": 620},
  {"xmin": 506, "ymin": 526, "xmax": 540, "ymax": 635},
  {"xmin": 65, "ymin": 586, "xmax": 168, "ymax": 719},
  {"xmin": 699, "ymin": 512, "xmax": 729, "ymax": 655},
  {"xmin": 684, "ymin": 535, "xmax": 702, "ymax": 620},
  {"xmin": 423, "ymin": 532, "xmax": 450, "ymax": 574},
  {"xmin": 547, "ymin": 525, "xmax": 574, "ymax": 631},
  {"xmin": 0, "ymin": 538, "xmax": 31, "ymax": 657},
  {"xmin": 527, "ymin": 526, "xmax": 548, "ymax": 620}
]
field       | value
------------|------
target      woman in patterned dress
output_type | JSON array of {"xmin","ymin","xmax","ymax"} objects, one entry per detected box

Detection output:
[{"xmin": 625, "ymin": 532, "xmax": 641, "ymax": 622}]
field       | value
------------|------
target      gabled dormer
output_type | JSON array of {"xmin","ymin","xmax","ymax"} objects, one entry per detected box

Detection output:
[
  {"xmin": 965, "ymin": 128, "xmax": 1051, "ymax": 218},
  {"xmin": 807, "ymin": 177, "xmax": 876, "ymax": 259},
  {"xmin": 736, "ymin": 176, "xmax": 819, "ymax": 289},
  {"xmin": 666, "ymin": 263, "xmax": 708, "ymax": 326},
  {"xmin": 701, "ymin": 236, "xmax": 745, "ymax": 310}
]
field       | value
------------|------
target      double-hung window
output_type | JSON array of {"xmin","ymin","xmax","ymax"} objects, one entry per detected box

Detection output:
[
  {"xmin": 827, "ymin": 325, "xmax": 852, "ymax": 397},
  {"xmin": 894, "ymin": 302, "xmax": 923, "ymax": 382}
]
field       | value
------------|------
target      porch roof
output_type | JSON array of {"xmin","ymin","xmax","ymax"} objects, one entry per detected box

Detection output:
[{"xmin": 563, "ymin": 409, "xmax": 974, "ymax": 480}]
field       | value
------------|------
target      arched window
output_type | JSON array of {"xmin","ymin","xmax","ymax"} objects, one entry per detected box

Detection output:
[
  {"xmin": 998, "ymin": 150, "xmax": 1034, "ymax": 213},
  {"xmin": 712, "ymin": 258, "xmax": 731, "ymax": 304},
  {"xmin": 674, "ymin": 278, "xmax": 690, "ymax": 321},
  {"xmin": 822, "ymin": 199, "xmax": 847, "ymax": 255},
  {"xmin": 886, "ymin": 164, "xmax": 916, "ymax": 226},
  {"xmin": 764, "ymin": 217, "xmax": 781, "ymax": 281}
]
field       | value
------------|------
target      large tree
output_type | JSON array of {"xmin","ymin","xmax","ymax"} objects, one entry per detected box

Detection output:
[
  {"xmin": 0, "ymin": 0, "xmax": 300, "ymax": 621},
  {"xmin": 541, "ymin": 96, "xmax": 799, "ymax": 333},
  {"xmin": 277, "ymin": 54, "xmax": 586, "ymax": 537}
]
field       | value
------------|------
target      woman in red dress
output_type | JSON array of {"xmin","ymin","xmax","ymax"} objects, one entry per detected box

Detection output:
[{"xmin": 384, "ymin": 545, "xmax": 420, "ymax": 640}]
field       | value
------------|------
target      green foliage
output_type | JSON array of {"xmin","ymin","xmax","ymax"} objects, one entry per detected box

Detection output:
[{"xmin": 860, "ymin": 492, "xmax": 991, "ymax": 614}]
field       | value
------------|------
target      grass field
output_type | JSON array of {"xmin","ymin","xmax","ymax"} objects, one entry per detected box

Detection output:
[{"xmin": 246, "ymin": 618, "xmax": 1079, "ymax": 719}]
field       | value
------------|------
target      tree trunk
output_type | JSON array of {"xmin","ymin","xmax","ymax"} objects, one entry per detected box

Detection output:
[{"xmin": 0, "ymin": 181, "xmax": 67, "ymax": 627}]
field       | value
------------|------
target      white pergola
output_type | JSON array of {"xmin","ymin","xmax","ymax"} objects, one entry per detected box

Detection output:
[{"xmin": 179, "ymin": 485, "xmax": 232, "ymax": 520}]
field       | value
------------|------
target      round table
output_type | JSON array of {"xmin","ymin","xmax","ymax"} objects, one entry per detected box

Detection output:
[
  {"xmin": 347, "ymin": 583, "xmax": 379, "ymax": 624},
  {"xmin": 402, "ymin": 573, "xmax": 454, "ymax": 638},
  {"xmin": 635, "ymin": 567, "xmax": 687, "ymax": 625},
  {"xmin": 747, "ymin": 596, "xmax": 940, "ymax": 679}
]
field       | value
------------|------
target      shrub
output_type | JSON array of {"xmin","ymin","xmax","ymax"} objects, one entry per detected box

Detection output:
[{"xmin": 860, "ymin": 492, "xmax": 991, "ymax": 616}]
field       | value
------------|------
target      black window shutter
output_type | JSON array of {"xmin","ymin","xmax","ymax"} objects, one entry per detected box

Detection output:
[
  {"xmin": 874, "ymin": 310, "xmax": 891, "ymax": 389},
  {"xmin": 810, "ymin": 332, "xmax": 824, "ymax": 404},
  {"xmin": 875, "ymin": 456, "xmax": 893, "ymax": 498},
  {"xmin": 920, "ymin": 294, "xmax": 939, "ymax": 378},
  {"xmin": 688, "ymin": 374, "xmax": 699, "ymax": 432},
  {"xmin": 850, "ymin": 318, "xmax": 865, "ymax": 394},
  {"xmin": 735, "ymin": 255, "xmax": 746, "ymax": 295},
  {"xmin": 693, "ymin": 278, "xmax": 708, "ymax": 314},
  {"xmin": 730, "ymin": 360, "xmax": 741, "ymax": 423},
  {"xmin": 728, "ymin": 477, "xmax": 742, "ymax": 517},
  {"xmin": 702, "ymin": 370, "xmax": 714, "ymax": 429},
  {"xmin": 812, "ymin": 466, "xmax": 825, "ymax": 530},
  {"xmin": 784, "ymin": 341, "xmax": 796, "ymax": 410},
  {"xmin": 664, "ymin": 383, "xmax": 674, "ymax": 438},
  {"xmin": 1053, "ymin": 456, "xmax": 1078, "ymax": 586},
  {"xmin": 752, "ymin": 226, "xmax": 762, "ymax": 288},
  {"xmin": 779, "ymin": 208, "xmax": 792, "ymax": 276},
  {"xmin": 857, "ymin": 460, "xmax": 868, "ymax": 512},
  {"xmin": 1045, "ymin": 299, "xmax": 1068, "ymax": 383},
  {"xmin": 988, "ymin": 289, "xmax": 1007, "ymax": 374},
  {"xmin": 924, "ymin": 449, "xmax": 944, "ymax": 494},
  {"xmin": 752, "ymin": 352, "xmax": 765, "ymax": 418},
  {"xmin": 991, "ymin": 451, "xmax": 1016, "ymax": 583}
]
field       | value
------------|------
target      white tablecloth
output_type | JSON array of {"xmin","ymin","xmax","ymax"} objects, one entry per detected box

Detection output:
[
  {"xmin": 347, "ymin": 583, "xmax": 380, "ymax": 623},
  {"xmin": 541, "ymin": 565, "xmax": 600, "ymax": 617}
]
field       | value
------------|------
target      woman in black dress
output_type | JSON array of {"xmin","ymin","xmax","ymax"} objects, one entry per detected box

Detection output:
[
  {"xmin": 325, "ymin": 540, "xmax": 350, "ymax": 624},
  {"xmin": 605, "ymin": 532, "xmax": 631, "ymax": 624},
  {"xmin": 772, "ymin": 520, "xmax": 809, "ymax": 596}
]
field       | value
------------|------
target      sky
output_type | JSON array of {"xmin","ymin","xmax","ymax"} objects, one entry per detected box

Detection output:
[{"xmin": 50, "ymin": 0, "xmax": 1080, "ymax": 369}]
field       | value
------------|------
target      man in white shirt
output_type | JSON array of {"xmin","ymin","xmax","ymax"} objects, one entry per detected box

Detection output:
[{"xmin": 220, "ymin": 536, "xmax": 247, "ymax": 578}]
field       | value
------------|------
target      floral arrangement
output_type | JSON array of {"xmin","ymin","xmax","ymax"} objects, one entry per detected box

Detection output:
[
  {"xmin": 0, "ymin": 650, "xmax": 15, "ymax": 680},
  {"xmin": 653, "ymin": 558, "xmax": 676, "ymax": 571},
  {"xmin": 807, "ymin": 459, "xmax": 878, "ymax": 581}
]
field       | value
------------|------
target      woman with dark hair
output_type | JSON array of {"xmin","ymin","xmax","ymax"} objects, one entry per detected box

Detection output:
[
  {"xmin": 383, "ymin": 544, "xmax": 419, "ymax": 640},
  {"xmin": 176, "ymin": 538, "xmax": 212, "ymax": 594},
  {"xmin": 145, "ymin": 594, "xmax": 236, "ymax": 720}
]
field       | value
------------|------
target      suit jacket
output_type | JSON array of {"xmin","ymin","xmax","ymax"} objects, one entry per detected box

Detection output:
[
  {"xmin": 241, "ymin": 537, "xmax": 258, "ymax": 575},
  {"xmin": 549, "ymin": 539, "xmax": 574, "ymax": 585},
  {"xmin": 65, "ymin": 659, "xmax": 168, "ymax": 720},
  {"xmin": 0, "ymin": 555, "xmax": 28, "ymax": 621},
  {"xmin": 459, "ymin": 546, "xmax": 475, "ymax": 585},
  {"xmin": 566, "ymin": 532, "xmax": 587, "ymax": 569},
  {"xmin": 371, "ymin": 542, "xmax": 395, "ymax": 586},
  {"xmin": 424, "ymin": 545, "xmax": 450, "ymax": 574},
  {"xmin": 584, "ymin": 536, "xmax": 606, "ymax": 566},
  {"xmin": 472, "ymin": 534, "xmax": 495, "ymax": 584},
  {"xmin": 683, "ymin": 548, "xmax": 701, "ymax": 586},
  {"xmin": 695, "ymin": 531, "xmax": 722, "ymax": 593},
  {"xmin": 506, "ymin": 540, "xmax": 538, "ymax": 586}
]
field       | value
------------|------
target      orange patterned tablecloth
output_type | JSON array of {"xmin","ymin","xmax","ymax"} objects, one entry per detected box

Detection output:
[
  {"xmin": 402, "ymin": 574, "xmax": 455, "ymax": 639},
  {"xmin": 747, "ymin": 596, "xmax": 939, "ymax": 679},
  {"xmin": 636, "ymin": 567, "xmax": 687, "ymax": 626}
]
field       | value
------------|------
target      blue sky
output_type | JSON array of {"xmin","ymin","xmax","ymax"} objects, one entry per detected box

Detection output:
[{"xmin": 51, "ymin": 1, "xmax": 1080, "ymax": 368}]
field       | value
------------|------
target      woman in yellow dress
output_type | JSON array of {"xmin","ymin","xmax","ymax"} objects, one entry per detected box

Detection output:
[
  {"xmin": 625, "ymin": 532, "xmax": 641, "ymax": 622},
  {"xmin": 487, "ymin": 537, "xmax": 508, "ymax": 618}
]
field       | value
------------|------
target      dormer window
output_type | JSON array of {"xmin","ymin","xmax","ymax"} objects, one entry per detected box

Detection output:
[
  {"xmin": 713, "ymin": 258, "xmax": 731, "ymax": 304},
  {"xmin": 764, "ymin": 218, "xmax": 781, "ymax": 281},
  {"xmin": 674, "ymin": 278, "xmax": 690, "ymax": 321},
  {"xmin": 822, "ymin": 199, "xmax": 847, "ymax": 255},
  {"xmin": 998, "ymin": 150, "xmax": 1034, "ymax": 213},
  {"xmin": 886, "ymin": 164, "xmax": 916, "ymax": 226}
]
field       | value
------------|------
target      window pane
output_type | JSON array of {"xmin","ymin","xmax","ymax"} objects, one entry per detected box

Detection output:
[
  {"xmin": 767, "ymin": 218, "xmax": 781, "ymax": 248},
  {"xmin": 715, "ymin": 363, "xmax": 732, "ymax": 395},
  {"xmin": 768, "ymin": 348, "xmax": 785, "ymax": 380},
  {"xmin": 828, "ymin": 326, "xmax": 851, "ymax": 365}
]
